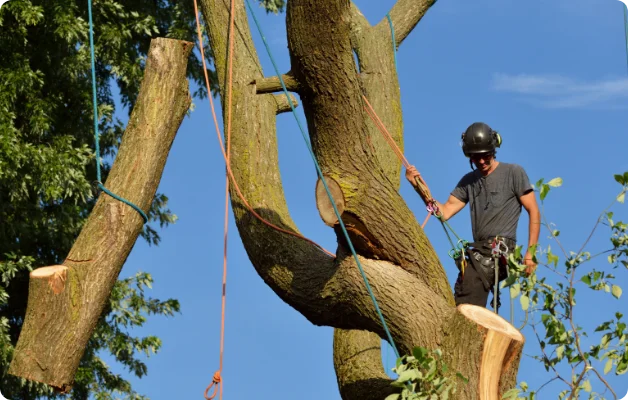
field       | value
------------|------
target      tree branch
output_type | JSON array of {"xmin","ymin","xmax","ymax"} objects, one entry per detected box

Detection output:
[
  {"xmin": 380, "ymin": 0, "xmax": 437, "ymax": 47},
  {"xmin": 254, "ymin": 73, "xmax": 300, "ymax": 93},
  {"xmin": 8, "ymin": 37, "xmax": 193, "ymax": 391},
  {"xmin": 273, "ymin": 94, "xmax": 299, "ymax": 114},
  {"xmin": 333, "ymin": 329, "xmax": 395, "ymax": 400}
]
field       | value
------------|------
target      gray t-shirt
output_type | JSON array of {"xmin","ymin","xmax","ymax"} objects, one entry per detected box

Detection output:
[{"xmin": 451, "ymin": 162, "xmax": 533, "ymax": 242}]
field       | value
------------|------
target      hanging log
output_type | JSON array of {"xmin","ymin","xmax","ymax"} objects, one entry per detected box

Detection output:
[{"xmin": 8, "ymin": 37, "xmax": 193, "ymax": 392}]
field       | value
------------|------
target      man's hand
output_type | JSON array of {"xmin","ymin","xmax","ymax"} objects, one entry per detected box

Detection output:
[
  {"xmin": 405, "ymin": 165, "xmax": 421, "ymax": 188},
  {"xmin": 524, "ymin": 251, "xmax": 537, "ymax": 275}
]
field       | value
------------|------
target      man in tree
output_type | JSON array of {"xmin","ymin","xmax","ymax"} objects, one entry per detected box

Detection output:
[{"xmin": 406, "ymin": 122, "xmax": 540, "ymax": 310}]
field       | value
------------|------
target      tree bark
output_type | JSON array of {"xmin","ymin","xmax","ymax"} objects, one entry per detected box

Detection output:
[
  {"xmin": 199, "ymin": 0, "xmax": 525, "ymax": 398},
  {"xmin": 8, "ymin": 37, "xmax": 193, "ymax": 392}
]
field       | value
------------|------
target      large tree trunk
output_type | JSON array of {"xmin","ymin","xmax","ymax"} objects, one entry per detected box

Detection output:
[
  {"xmin": 199, "ymin": 0, "xmax": 525, "ymax": 398},
  {"xmin": 8, "ymin": 37, "xmax": 193, "ymax": 392}
]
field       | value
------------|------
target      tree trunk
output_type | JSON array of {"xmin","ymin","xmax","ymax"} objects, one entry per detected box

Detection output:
[
  {"xmin": 8, "ymin": 37, "xmax": 193, "ymax": 392},
  {"xmin": 199, "ymin": 0, "xmax": 525, "ymax": 398}
]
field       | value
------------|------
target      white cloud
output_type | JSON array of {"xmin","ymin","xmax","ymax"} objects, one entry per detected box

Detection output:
[{"xmin": 491, "ymin": 73, "xmax": 628, "ymax": 109}]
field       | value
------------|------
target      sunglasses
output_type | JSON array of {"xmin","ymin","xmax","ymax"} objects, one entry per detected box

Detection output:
[{"xmin": 470, "ymin": 152, "xmax": 494, "ymax": 162}]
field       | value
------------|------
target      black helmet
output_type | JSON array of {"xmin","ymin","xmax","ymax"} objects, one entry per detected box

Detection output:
[{"xmin": 461, "ymin": 122, "xmax": 502, "ymax": 157}]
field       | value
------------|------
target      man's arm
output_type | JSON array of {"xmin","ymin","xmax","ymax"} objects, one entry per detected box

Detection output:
[
  {"xmin": 520, "ymin": 190, "xmax": 541, "ymax": 274},
  {"xmin": 434, "ymin": 195, "xmax": 466, "ymax": 221},
  {"xmin": 405, "ymin": 165, "xmax": 466, "ymax": 220}
]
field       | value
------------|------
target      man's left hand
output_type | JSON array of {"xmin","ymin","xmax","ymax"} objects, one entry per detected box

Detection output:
[{"xmin": 523, "ymin": 252, "xmax": 536, "ymax": 275}]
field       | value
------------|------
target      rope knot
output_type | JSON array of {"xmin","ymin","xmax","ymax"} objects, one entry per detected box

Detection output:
[{"xmin": 204, "ymin": 371, "xmax": 222, "ymax": 400}]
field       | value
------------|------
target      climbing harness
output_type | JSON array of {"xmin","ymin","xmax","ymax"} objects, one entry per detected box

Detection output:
[{"xmin": 86, "ymin": 0, "xmax": 148, "ymax": 223}]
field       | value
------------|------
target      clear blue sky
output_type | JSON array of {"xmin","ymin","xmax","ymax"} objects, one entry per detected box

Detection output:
[{"xmin": 105, "ymin": 0, "xmax": 628, "ymax": 398}]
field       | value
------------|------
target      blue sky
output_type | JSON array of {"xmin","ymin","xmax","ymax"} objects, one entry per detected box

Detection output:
[{"xmin": 105, "ymin": 0, "xmax": 628, "ymax": 398}]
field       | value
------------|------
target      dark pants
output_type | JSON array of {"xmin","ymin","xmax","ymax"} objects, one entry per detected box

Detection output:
[
  {"xmin": 454, "ymin": 258, "xmax": 491, "ymax": 307},
  {"xmin": 453, "ymin": 237, "xmax": 515, "ymax": 310}
]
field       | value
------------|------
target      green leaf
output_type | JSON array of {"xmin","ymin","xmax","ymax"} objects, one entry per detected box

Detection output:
[
  {"xmin": 612, "ymin": 285, "xmax": 622, "ymax": 299},
  {"xmin": 604, "ymin": 359, "xmax": 613, "ymax": 374},
  {"xmin": 510, "ymin": 283, "xmax": 521, "ymax": 299},
  {"xmin": 520, "ymin": 295, "xmax": 530, "ymax": 311},
  {"xmin": 385, "ymin": 394, "xmax": 401, "ymax": 400},
  {"xmin": 398, "ymin": 369, "xmax": 419, "ymax": 382},
  {"xmin": 540, "ymin": 184, "xmax": 549, "ymax": 201},
  {"xmin": 581, "ymin": 381, "xmax": 592, "ymax": 393},
  {"xmin": 547, "ymin": 177, "xmax": 563, "ymax": 187},
  {"xmin": 615, "ymin": 174, "xmax": 626, "ymax": 185},
  {"xmin": 581, "ymin": 274, "xmax": 592, "ymax": 286},
  {"xmin": 618, "ymin": 192, "xmax": 626, "ymax": 204},
  {"xmin": 556, "ymin": 345, "xmax": 565, "ymax": 360}
]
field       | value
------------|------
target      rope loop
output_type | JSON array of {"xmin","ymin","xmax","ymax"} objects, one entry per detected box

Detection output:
[{"xmin": 204, "ymin": 371, "xmax": 222, "ymax": 400}]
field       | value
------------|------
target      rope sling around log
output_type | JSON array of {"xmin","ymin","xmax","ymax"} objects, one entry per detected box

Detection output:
[{"xmin": 87, "ymin": 0, "xmax": 148, "ymax": 224}]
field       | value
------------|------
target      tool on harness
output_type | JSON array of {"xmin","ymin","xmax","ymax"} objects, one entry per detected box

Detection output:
[
  {"xmin": 490, "ymin": 238, "xmax": 509, "ymax": 313},
  {"xmin": 458, "ymin": 237, "xmax": 512, "ymax": 312}
]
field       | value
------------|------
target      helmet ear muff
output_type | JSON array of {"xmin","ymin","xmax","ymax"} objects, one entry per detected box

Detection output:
[{"xmin": 493, "ymin": 131, "xmax": 502, "ymax": 148}]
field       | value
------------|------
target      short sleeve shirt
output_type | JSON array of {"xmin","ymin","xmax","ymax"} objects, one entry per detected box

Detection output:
[{"xmin": 451, "ymin": 163, "xmax": 533, "ymax": 242}]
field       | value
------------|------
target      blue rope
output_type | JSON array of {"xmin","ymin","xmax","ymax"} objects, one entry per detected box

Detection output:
[
  {"xmin": 244, "ymin": 0, "xmax": 400, "ymax": 360},
  {"xmin": 87, "ymin": 0, "xmax": 148, "ymax": 224},
  {"xmin": 386, "ymin": 13, "xmax": 398, "ymax": 70}
]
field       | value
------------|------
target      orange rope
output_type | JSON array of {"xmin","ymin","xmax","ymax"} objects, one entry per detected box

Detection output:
[
  {"xmin": 361, "ymin": 95, "xmax": 436, "ymax": 228},
  {"xmin": 192, "ymin": 1, "xmax": 335, "ymax": 396}
]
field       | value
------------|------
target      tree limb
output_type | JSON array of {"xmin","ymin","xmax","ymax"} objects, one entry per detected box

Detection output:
[
  {"xmin": 8, "ymin": 37, "xmax": 193, "ymax": 392},
  {"xmin": 380, "ymin": 0, "xmax": 437, "ymax": 47},
  {"xmin": 254, "ymin": 73, "xmax": 300, "ymax": 93},
  {"xmin": 333, "ymin": 329, "xmax": 395, "ymax": 400}
]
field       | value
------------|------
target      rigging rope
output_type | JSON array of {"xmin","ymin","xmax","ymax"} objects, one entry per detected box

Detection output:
[{"xmin": 87, "ymin": 0, "xmax": 148, "ymax": 223}]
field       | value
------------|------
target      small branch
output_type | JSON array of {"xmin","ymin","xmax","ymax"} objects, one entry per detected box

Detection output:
[
  {"xmin": 591, "ymin": 366, "xmax": 619, "ymax": 399},
  {"xmin": 254, "ymin": 73, "xmax": 299, "ymax": 94},
  {"xmin": 273, "ymin": 94, "xmax": 299, "ymax": 114},
  {"xmin": 535, "ymin": 377, "xmax": 559, "ymax": 394},
  {"xmin": 380, "ymin": 0, "xmax": 437, "ymax": 47},
  {"xmin": 531, "ymin": 324, "xmax": 572, "ymax": 388},
  {"xmin": 576, "ymin": 188, "xmax": 624, "ymax": 257},
  {"xmin": 8, "ymin": 37, "xmax": 193, "ymax": 391}
]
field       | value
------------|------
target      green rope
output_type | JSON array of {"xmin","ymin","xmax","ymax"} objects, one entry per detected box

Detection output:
[
  {"xmin": 244, "ymin": 0, "xmax": 400, "ymax": 360},
  {"xmin": 87, "ymin": 0, "xmax": 148, "ymax": 224}
]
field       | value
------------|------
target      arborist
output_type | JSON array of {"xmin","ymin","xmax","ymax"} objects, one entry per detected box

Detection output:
[{"xmin": 406, "ymin": 122, "xmax": 541, "ymax": 310}]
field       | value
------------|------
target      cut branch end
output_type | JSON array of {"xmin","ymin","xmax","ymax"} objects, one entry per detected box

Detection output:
[
  {"xmin": 274, "ymin": 94, "xmax": 299, "ymax": 114},
  {"xmin": 31, "ymin": 265, "xmax": 69, "ymax": 295}
]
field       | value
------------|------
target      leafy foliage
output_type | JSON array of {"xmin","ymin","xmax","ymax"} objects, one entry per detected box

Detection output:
[
  {"xmin": 502, "ymin": 173, "xmax": 628, "ymax": 400},
  {"xmin": 386, "ymin": 347, "xmax": 467, "ymax": 400},
  {"xmin": 0, "ymin": 0, "xmax": 292, "ymax": 398}
]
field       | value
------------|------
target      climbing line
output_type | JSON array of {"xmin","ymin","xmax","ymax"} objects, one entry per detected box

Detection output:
[
  {"xmin": 86, "ymin": 0, "xmax": 148, "ymax": 223},
  {"xmin": 386, "ymin": 13, "xmax": 398, "ymax": 70},
  {"xmin": 244, "ymin": 0, "xmax": 400, "ymax": 360},
  {"xmin": 203, "ymin": 0, "xmax": 235, "ymax": 397},
  {"xmin": 362, "ymin": 93, "xmax": 471, "ymax": 265},
  {"xmin": 190, "ymin": 3, "xmax": 333, "ymax": 260}
]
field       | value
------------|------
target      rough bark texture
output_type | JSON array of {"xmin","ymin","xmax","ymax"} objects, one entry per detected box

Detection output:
[
  {"xmin": 199, "ymin": 0, "xmax": 525, "ymax": 399},
  {"xmin": 333, "ymin": 329, "xmax": 394, "ymax": 400},
  {"xmin": 8, "ymin": 38, "xmax": 193, "ymax": 392}
]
